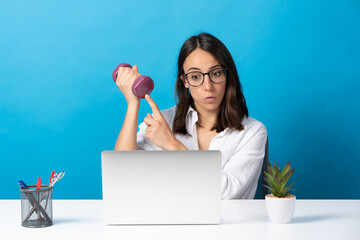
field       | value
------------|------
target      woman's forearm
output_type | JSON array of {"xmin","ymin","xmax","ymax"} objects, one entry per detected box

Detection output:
[
  {"xmin": 114, "ymin": 101, "xmax": 140, "ymax": 150},
  {"xmin": 168, "ymin": 138, "xmax": 188, "ymax": 150}
]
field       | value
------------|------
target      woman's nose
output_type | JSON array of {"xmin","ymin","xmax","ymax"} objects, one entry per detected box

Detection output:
[{"xmin": 203, "ymin": 75, "xmax": 213, "ymax": 90}]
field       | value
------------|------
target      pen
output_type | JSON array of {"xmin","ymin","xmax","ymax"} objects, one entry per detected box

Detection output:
[
  {"xmin": 18, "ymin": 180, "xmax": 27, "ymax": 189},
  {"xmin": 36, "ymin": 177, "xmax": 41, "ymax": 222},
  {"xmin": 18, "ymin": 180, "xmax": 33, "ymax": 208},
  {"xmin": 36, "ymin": 177, "xmax": 42, "ymax": 190}
]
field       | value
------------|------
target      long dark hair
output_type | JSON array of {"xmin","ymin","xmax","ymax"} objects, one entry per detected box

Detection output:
[{"xmin": 173, "ymin": 33, "xmax": 248, "ymax": 135}]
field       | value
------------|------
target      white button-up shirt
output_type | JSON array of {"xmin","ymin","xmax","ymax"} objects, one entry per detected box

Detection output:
[{"xmin": 137, "ymin": 106, "xmax": 268, "ymax": 199}]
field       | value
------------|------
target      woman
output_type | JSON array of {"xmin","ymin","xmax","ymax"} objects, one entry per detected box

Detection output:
[{"xmin": 114, "ymin": 33, "xmax": 267, "ymax": 199}]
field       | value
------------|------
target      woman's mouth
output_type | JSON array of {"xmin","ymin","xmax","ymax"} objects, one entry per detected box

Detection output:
[{"xmin": 205, "ymin": 97, "xmax": 215, "ymax": 102}]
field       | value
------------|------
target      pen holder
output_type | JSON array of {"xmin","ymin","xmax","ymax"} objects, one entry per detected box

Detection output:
[{"xmin": 20, "ymin": 185, "xmax": 53, "ymax": 228}]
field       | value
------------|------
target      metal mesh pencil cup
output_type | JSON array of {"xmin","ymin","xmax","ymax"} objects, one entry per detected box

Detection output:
[{"xmin": 20, "ymin": 184, "xmax": 53, "ymax": 228}]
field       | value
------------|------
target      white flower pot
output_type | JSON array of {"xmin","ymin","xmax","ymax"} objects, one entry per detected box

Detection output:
[{"xmin": 265, "ymin": 194, "xmax": 296, "ymax": 224}]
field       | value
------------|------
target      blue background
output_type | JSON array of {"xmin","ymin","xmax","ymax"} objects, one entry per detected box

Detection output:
[{"xmin": 1, "ymin": 0, "xmax": 359, "ymax": 199}]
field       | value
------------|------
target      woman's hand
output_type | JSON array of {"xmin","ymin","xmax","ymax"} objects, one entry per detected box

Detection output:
[
  {"xmin": 144, "ymin": 95, "xmax": 186, "ymax": 150},
  {"xmin": 115, "ymin": 65, "xmax": 141, "ymax": 105}
]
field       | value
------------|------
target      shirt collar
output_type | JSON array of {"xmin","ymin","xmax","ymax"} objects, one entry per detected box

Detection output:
[
  {"xmin": 186, "ymin": 105, "xmax": 196, "ymax": 116},
  {"xmin": 185, "ymin": 105, "xmax": 230, "ymax": 138}
]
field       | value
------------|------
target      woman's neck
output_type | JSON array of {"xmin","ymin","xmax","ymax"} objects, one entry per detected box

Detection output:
[{"xmin": 195, "ymin": 105, "xmax": 219, "ymax": 131}]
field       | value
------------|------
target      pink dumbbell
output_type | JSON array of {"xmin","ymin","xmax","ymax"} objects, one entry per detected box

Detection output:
[{"xmin": 112, "ymin": 63, "xmax": 154, "ymax": 99}]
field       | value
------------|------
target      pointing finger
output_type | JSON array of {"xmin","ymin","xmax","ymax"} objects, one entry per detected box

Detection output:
[{"xmin": 145, "ymin": 94, "xmax": 162, "ymax": 118}]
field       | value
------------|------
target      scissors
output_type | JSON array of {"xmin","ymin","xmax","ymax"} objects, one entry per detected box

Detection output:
[{"xmin": 49, "ymin": 171, "xmax": 65, "ymax": 187}]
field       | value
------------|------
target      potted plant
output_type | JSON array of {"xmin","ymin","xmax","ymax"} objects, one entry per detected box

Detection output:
[{"xmin": 264, "ymin": 161, "xmax": 296, "ymax": 224}]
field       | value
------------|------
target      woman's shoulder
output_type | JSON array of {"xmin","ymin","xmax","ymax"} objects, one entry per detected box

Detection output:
[
  {"xmin": 239, "ymin": 116, "xmax": 267, "ymax": 134},
  {"xmin": 230, "ymin": 117, "xmax": 267, "ymax": 139},
  {"xmin": 243, "ymin": 116, "xmax": 266, "ymax": 128},
  {"xmin": 222, "ymin": 116, "xmax": 267, "ymax": 147}
]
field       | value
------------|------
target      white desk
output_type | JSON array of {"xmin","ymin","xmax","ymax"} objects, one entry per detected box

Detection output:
[{"xmin": 0, "ymin": 200, "xmax": 359, "ymax": 240}]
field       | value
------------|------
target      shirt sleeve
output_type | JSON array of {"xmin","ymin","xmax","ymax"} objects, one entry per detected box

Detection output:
[{"xmin": 221, "ymin": 123, "xmax": 268, "ymax": 199}]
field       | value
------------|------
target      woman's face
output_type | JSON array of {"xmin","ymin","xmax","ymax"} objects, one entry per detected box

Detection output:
[{"xmin": 181, "ymin": 48, "xmax": 226, "ymax": 114}]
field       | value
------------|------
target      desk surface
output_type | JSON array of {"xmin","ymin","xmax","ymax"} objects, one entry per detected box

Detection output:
[{"xmin": 1, "ymin": 200, "xmax": 359, "ymax": 240}]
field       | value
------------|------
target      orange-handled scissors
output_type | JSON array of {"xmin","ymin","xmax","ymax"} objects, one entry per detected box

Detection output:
[{"xmin": 49, "ymin": 171, "xmax": 65, "ymax": 187}]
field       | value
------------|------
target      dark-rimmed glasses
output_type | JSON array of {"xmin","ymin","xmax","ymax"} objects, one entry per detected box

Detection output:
[{"xmin": 183, "ymin": 68, "xmax": 227, "ymax": 87}]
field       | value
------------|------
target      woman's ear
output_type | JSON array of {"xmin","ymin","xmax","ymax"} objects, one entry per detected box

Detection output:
[{"xmin": 180, "ymin": 75, "xmax": 189, "ymax": 88}]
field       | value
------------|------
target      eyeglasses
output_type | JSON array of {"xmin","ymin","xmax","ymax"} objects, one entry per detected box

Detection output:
[{"xmin": 183, "ymin": 68, "xmax": 227, "ymax": 87}]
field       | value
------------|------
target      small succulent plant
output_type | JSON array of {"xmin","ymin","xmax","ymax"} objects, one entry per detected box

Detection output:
[{"xmin": 264, "ymin": 161, "xmax": 296, "ymax": 198}]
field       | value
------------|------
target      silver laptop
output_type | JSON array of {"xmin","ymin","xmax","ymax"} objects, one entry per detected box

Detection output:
[{"xmin": 101, "ymin": 150, "xmax": 221, "ymax": 225}]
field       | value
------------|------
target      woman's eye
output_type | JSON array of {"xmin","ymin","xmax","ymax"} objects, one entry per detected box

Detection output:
[
  {"xmin": 191, "ymin": 75, "xmax": 200, "ymax": 80},
  {"xmin": 212, "ymin": 72, "xmax": 220, "ymax": 77}
]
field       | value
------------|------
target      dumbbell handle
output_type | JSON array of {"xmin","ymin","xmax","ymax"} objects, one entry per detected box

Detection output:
[{"xmin": 112, "ymin": 63, "xmax": 154, "ymax": 99}]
